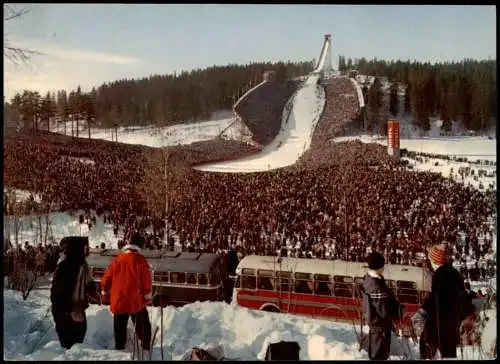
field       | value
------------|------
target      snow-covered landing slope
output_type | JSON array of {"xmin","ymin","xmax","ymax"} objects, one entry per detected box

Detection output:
[{"xmin": 194, "ymin": 75, "xmax": 325, "ymax": 173}]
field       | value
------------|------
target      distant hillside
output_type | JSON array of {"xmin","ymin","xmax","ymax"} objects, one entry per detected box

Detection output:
[{"xmin": 5, "ymin": 61, "xmax": 314, "ymax": 132}]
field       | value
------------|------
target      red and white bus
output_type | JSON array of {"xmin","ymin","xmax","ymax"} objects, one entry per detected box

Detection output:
[{"xmin": 233, "ymin": 255, "xmax": 431, "ymax": 330}]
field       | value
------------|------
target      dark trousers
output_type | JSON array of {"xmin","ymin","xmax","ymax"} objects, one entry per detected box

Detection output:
[
  {"xmin": 368, "ymin": 326, "xmax": 392, "ymax": 360},
  {"xmin": 53, "ymin": 313, "xmax": 87, "ymax": 350},
  {"xmin": 113, "ymin": 308, "xmax": 152, "ymax": 351},
  {"xmin": 420, "ymin": 325, "xmax": 457, "ymax": 359}
]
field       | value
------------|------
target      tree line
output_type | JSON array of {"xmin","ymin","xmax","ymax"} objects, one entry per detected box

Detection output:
[
  {"xmin": 339, "ymin": 56, "xmax": 497, "ymax": 133},
  {"xmin": 5, "ymin": 61, "xmax": 313, "ymax": 134}
]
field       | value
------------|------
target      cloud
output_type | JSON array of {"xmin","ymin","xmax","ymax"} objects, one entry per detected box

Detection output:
[
  {"xmin": 4, "ymin": 37, "xmax": 144, "ymax": 99},
  {"xmin": 7, "ymin": 37, "xmax": 142, "ymax": 65}
]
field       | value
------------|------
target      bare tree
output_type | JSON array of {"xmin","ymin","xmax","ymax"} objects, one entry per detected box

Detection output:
[{"xmin": 4, "ymin": 4, "xmax": 43, "ymax": 67}]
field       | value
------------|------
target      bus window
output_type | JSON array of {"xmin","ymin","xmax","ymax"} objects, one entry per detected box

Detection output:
[
  {"xmin": 314, "ymin": 274, "xmax": 332, "ymax": 296},
  {"xmin": 334, "ymin": 275, "xmax": 354, "ymax": 284},
  {"xmin": 386, "ymin": 279, "xmax": 396, "ymax": 288},
  {"xmin": 397, "ymin": 281, "xmax": 417, "ymax": 290},
  {"xmin": 170, "ymin": 272, "xmax": 186, "ymax": 284},
  {"xmin": 187, "ymin": 273, "xmax": 197, "ymax": 285},
  {"xmin": 242, "ymin": 268, "xmax": 256, "ymax": 276},
  {"xmin": 277, "ymin": 271, "xmax": 292, "ymax": 292},
  {"xmin": 354, "ymin": 277, "xmax": 364, "ymax": 284},
  {"xmin": 419, "ymin": 290, "xmax": 430, "ymax": 304},
  {"xmin": 209, "ymin": 272, "xmax": 220, "ymax": 286},
  {"xmin": 295, "ymin": 272, "xmax": 313, "ymax": 294},
  {"xmin": 398, "ymin": 288, "xmax": 419, "ymax": 304},
  {"xmin": 334, "ymin": 282, "xmax": 354, "ymax": 298},
  {"xmin": 241, "ymin": 275, "xmax": 257, "ymax": 289},
  {"xmin": 354, "ymin": 284, "xmax": 364, "ymax": 299},
  {"xmin": 234, "ymin": 276, "xmax": 241, "ymax": 288},
  {"xmin": 198, "ymin": 273, "xmax": 208, "ymax": 286},
  {"xmin": 258, "ymin": 270, "xmax": 275, "ymax": 291},
  {"xmin": 353, "ymin": 277, "xmax": 364, "ymax": 299}
]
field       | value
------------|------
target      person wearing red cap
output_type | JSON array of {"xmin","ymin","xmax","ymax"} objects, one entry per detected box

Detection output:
[{"xmin": 418, "ymin": 243, "xmax": 475, "ymax": 359}]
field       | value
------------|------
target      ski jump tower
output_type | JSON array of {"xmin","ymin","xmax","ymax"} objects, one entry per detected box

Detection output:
[{"xmin": 314, "ymin": 34, "xmax": 334, "ymax": 81}]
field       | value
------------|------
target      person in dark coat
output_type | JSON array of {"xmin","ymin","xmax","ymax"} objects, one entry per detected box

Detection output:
[
  {"xmin": 50, "ymin": 236, "xmax": 94, "ymax": 350},
  {"xmin": 419, "ymin": 243, "xmax": 474, "ymax": 359},
  {"xmin": 227, "ymin": 246, "xmax": 239, "ymax": 276},
  {"xmin": 361, "ymin": 252, "xmax": 402, "ymax": 360}
]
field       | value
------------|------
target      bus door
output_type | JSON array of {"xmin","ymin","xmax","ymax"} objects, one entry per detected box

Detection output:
[
  {"xmin": 276, "ymin": 270, "xmax": 292, "ymax": 313},
  {"xmin": 293, "ymin": 272, "xmax": 314, "ymax": 316}
]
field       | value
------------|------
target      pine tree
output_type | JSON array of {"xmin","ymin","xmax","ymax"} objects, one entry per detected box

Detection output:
[
  {"xmin": 338, "ymin": 55, "xmax": 346, "ymax": 74},
  {"xmin": 389, "ymin": 82, "xmax": 399, "ymax": 117},
  {"xmin": 404, "ymin": 85, "xmax": 411, "ymax": 115},
  {"xmin": 366, "ymin": 77, "xmax": 383, "ymax": 132},
  {"xmin": 440, "ymin": 87, "xmax": 452, "ymax": 133}
]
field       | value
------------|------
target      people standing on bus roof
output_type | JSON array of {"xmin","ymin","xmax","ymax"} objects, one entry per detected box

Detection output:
[
  {"xmin": 418, "ymin": 243, "xmax": 475, "ymax": 359},
  {"xmin": 361, "ymin": 252, "xmax": 402, "ymax": 361},
  {"xmin": 101, "ymin": 233, "xmax": 153, "ymax": 358},
  {"xmin": 50, "ymin": 237, "xmax": 94, "ymax": 350}
]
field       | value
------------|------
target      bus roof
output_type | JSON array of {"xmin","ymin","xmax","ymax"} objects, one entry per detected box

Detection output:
[
  {"xmin": 87, "ymin": 249, "xmax": 220, "ymax": 274},
  {"xmin": 236, "ymin": 255, "xmax": 430, "ymax": 291}
]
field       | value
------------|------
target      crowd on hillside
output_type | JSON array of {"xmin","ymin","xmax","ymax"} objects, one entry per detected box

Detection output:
[
  {"xmin": 3, "ymin": 78, "xmax": 497, "ymax": 289},
  {"xmin": 310, "ymin": 77, "xmax": 361, "ymax": 148}
]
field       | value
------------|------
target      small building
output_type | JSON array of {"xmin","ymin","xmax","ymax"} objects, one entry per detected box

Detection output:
[{"xmin": 263, "ymin": 71, "xmax": 276, "ymax": 82}]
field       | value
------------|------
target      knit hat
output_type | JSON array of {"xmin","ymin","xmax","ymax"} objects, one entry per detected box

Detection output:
[
  {"xmin": 428, "ymin": 243, "xmax": 448, "ymax": 266},
  {"xmin": 367, "ymin": 252, "xmax": 385, "ymax": 270}
]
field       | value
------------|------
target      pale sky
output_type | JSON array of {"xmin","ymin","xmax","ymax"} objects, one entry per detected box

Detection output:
[{"xmin": 3, "ymin": 4, "xmax": 496, "ymax": 101}]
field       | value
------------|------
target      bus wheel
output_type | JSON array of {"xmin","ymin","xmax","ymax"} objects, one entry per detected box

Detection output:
[{"xmin": 261, "ymin": 304, "xmax": 280, "ymax": 313}]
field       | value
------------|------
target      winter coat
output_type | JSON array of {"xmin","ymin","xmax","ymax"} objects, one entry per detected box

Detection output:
[
  {"xmin": 362, "ymin": 271, "xmax": 401, "ymax": 329},
  {"xmin": 50, "ymin": 241, "xmax": 94, "ymax": 318},
  {"xmin": 421, "ymin": 263, "xmax": 473, "ymax": 348},
  {"xmin": 100, "ymin": 244, "xmax": 152, "ymax": 315}
]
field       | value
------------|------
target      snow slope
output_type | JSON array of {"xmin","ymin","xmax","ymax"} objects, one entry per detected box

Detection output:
[
  {"xmin": 331, "ymin": 134, "xmax": 497, "ymax": 190},
  {"xmin": 4, "ymin": 287, "xmax": 495, "ymax": 361},
  {"xmin": 194, "ymin": 74, "xmax": 325, "ymax": 173},
  {"xmin": 332, "ymin": 134, "xmax": 496, "ymax": 160},
  {"xmin": 50, "ymin": 113, "xmax": 241, "ymax": 148}
]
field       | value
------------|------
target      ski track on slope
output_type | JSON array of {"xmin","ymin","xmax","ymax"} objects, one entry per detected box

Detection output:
[{"xmin": 195, "ymin": 74, "xmax": 325, "ymax": 173}]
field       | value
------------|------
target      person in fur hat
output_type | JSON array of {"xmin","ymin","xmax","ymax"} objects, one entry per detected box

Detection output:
[
  {"xmin": 50, "ymin": 237, "xmax": 94, "ymax": 349},
  {"xmin": 418, "ymin": 243, "xmax": 474, "ymax": 359},
  {"xmin": 361, "ymin": 252, "xmax": 402, "ymax": 360}
]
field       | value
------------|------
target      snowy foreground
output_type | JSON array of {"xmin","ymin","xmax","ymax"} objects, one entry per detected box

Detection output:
[
  {"xmin": 195, "ymin": 74, "xmax": 325, "ymax": 173},
  {"xmin": 4, "ymin": 289, "xmax": 496, "ymax": 361}
]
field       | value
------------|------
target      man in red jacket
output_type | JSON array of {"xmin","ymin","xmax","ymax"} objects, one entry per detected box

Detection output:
[{"xmin": 101, "ymin": 233, "xmax": 152, "ymax": 354}]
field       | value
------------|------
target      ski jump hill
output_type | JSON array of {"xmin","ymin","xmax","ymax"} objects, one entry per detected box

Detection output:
[{"xmin": 197, "ymin": 34, "xmax": 364, "ymax": 173}]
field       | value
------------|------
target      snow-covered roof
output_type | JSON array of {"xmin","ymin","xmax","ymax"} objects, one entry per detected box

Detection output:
[
  {"xmin": 236, "ymin": 255, "xmax": 429, "ymax": 291},
  {"xmin": 88, "ymin": 250, "xmax": 221, "ymax": 274}
]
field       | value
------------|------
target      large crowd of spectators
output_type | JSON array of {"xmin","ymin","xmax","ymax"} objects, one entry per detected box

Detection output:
[{"xmin": 3, "ymin": 76, "xmax": 497, "ymax": 288}]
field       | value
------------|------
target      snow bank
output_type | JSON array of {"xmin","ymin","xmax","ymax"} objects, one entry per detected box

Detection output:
[
  {"xmin": 332, "ymin": 134, "xmax": 496, "ymax": 161},
  {"xmin": 195, "ymin": 74, "xmax": 325, "ymax": 173},
  {"xmin": 5, "ymin": 288, "xmax": 494, "ymax": 361},
  {"xmin": 51, "ymin": 117, "xmax": 238, "ymax": 148}
]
